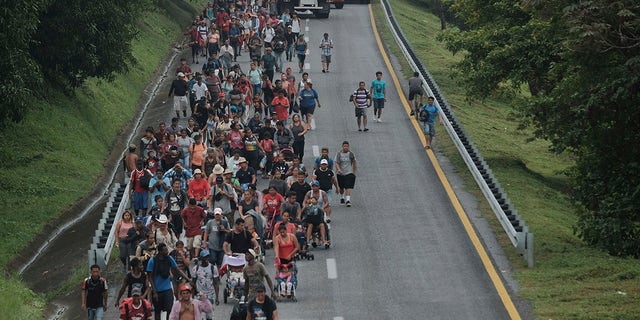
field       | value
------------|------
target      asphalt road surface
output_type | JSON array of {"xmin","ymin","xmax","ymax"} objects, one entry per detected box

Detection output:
[
  {"xmin": 72, "ymin": 4, "xmax": 519, "ymax": 320},
  {"xmin": 209, "ymin": 5, "xmax": 515, "ymax": 320}
]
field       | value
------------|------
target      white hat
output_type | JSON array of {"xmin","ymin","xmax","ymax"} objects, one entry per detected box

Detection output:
[
  {"xmin": 212, "ymin": 164, "xmax": 224, "ymax": 175},
  {"xmin": 177, "ymin": 72, "xmax": 185, "ymax": 77},
  {"xmin": 193, "ymin": 168, "xmax": 202, "ymax": 174},
  {"xmin": 156, "ymin": 214, "xmax": 169, "ymax": 224},
  {"xmin": 214, "ymin": 208, "xmax": 223, "ymax": 215},
  {"xmin": 320, "ymin": 159, "xmax": 328, "ymax": 165}
]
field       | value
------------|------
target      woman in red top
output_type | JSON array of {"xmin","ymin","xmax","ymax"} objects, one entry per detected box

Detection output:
[
  {"xmin": 271, "ymin": 89, "xmax": 290, "ymax": 123},
  {"xmin": 187, "ymin": 169, "xmax": 210, "ymax": 207},
  {"xmin": 263, "ymin": 186, "xmax": 285, "ymax": 222},
  {"xmin": 273, "ymin": 224, "xmax": 299, "ymax": 265}
]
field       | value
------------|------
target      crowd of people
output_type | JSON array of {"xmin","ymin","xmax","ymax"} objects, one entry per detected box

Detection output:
[{"xmin": 83, "ymin": 0, "xmax": 443, "ymax": 319}]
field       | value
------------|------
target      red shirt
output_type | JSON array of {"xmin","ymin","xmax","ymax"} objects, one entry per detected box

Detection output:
[
  {"xmin": 188, "ymin": 178, "xmax": 210, "ymax": 201},
  {"xmin": 119, "ymin": 297, "xmax": 152, "ymax": 320},
  {"xmin": 130, "ymin": 169, "xmax": 151, "ymax": 193},
  {"xmin": 181, "ymin": 206, "xmax": 206, "ymax": 237},
  {"xmin": 271, "ymin": 96, "xmax": 290, "ymax": 121},
  {"xmin": 263, "ymin": 192, "xmax": 285, "ymax": 217}
]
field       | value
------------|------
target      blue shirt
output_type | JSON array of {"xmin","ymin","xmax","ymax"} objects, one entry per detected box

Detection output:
[
  {"xmin": 299, "ymin": 89, "xmax": 318, "ymax": 107},
  {"xmin": 421, "ymin": 104, "xmax": 440, "ymax": 123},
  {"xmin": 370, "ymin": 79, "xmax": 386, "ymax": 99},
  {"xmin": 146, "ymin": 256, "xmax": 178, "ymax": 291},
  {"xmin": 149, "ymin": 177, "xmax": 171, "ymax": 204}
]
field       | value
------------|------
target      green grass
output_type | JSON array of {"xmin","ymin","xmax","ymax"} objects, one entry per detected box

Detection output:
[
  {"xmin": 0, "ymin": 1, "xmax": 206, "ymax": 318},
  {"xmin": 375, "ymin": 0, "xmax": 640, "ymax": 318}
]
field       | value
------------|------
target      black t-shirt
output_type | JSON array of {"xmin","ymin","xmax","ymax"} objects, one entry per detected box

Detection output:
[
  {"xmin": 313, "ymin": 168, "xmax": 335, "ymax": 191},
  {"xmin": 258, "ymin": 126, "xmax": 276, "ymax": 141},
  {"xmin": 170, "ymin": 79, "xmax": 189, "ymax": 96},
  {"xmin": 236, "ymin": 167, "xmax": 256, "ymax": 184},
  {"xmin": 289, "ymin": 182, "xmax": 311, "ymax": 206},
  {"xmin": 82, "ymin": 277, "xmax": 107, "ymax": 308},
  {"xmin": 248, "ymin": 296, "xmax": 277, "ymax": 320},
  {"xmin": 224, "ymin": 230, "xmax": 253, "ymax": 253},
  {"xmin": 126, "ymin": 272, "xmax": 147, "ymax": 297}
]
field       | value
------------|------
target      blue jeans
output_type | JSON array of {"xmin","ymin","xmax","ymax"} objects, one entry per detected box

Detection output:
[{"xmin": 87, "ymin": 307, "xmax": 104, "ymax": 320}]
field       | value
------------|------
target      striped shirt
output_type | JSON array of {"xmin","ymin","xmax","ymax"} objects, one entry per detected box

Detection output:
[
  {"xmin": 352, "ymin": 88, "xmax": 370, "ymax": 108},
  {"xmin": 320, "ymin": 38, "xmax": 333, "ymax": 56}
]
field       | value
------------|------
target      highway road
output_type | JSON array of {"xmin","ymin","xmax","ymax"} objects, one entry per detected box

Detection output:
[
  {"xmin": 66, "ymin": 4, "xmax": 523, "ymax": 320},
  {"xmin": 210, "ymin": 4, "xmax": 519, "ymax": 320}
]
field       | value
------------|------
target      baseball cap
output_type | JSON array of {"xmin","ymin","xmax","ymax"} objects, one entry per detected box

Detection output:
[
  {"xmin": 311, "ymin": 180, "xmax": 320, "ymax": 187},
  {"xmin": 177, "ymin": 72, "xmax": 185, "ymax": 77},
  {"xmin": 199, "ymin": 249, "xmax": 210, "ymax": 257},
  {"xmin": 320, "ymin": 159, "xmax": 328, "ymax": 165},
  {"xmin": 194, "ymin": 168, "xmax": 202, "ymax": 174},
  {"xmin": 214, "ymin": 207, "xmax": 223, "ymax": 215},
  {"xmin": 180, "ymin": 284, "xmax": 191, "ymax": 292}
]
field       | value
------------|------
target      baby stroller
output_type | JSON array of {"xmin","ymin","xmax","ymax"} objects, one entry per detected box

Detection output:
[
  {"xmin": 274, "ymin": 259, "xmax": 298, "ymax": 302},
  {"xmin": 220, "ymin": 254, "xmax": 246, "ymax": 304}
]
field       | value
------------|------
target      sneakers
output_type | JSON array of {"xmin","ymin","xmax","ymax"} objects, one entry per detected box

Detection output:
[
  {"xmin": 322, "ymin": 69, "xmax": 326, "ymax": 73},
  {"xmin": 363, "ymin": 128, "xmax": 369, "ymax": 132},
  {"xmin": 340, "ymin": 198, "xmax": 345, "ymax": 205},
  {"xmin": 377, "ymin": 118, "xmax": 382, "ymax": 122},
  {"xmin": 346, "ymin": 200, "xmax": 351, "ymax": 207}
]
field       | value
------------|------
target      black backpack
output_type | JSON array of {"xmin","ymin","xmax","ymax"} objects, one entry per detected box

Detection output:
[
  {"xmin": 273, "ymin": 40, "xmax": 285, "ymax": 53},
  {"xmin": 138, "ymin": 170, "xmax": 152, "ymax": 191},
  {"xmin": 419, "ymin": 108, "xmax": 429, "ymax": 122}
]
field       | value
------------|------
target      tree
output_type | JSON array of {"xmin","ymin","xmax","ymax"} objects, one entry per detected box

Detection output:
[
  {"xmin": 31, "ymin": 0, "xmax": 146, "ymax": 89},
  {"xmin": 441, "ymin": 0, "xmax": 640, "ymax": 256},
  {"xmin": 437, "ymin": 0, "xmax": 563, "ymax": 97},
  {"xmin": 0, "ymin": 0, "xmax": 46, "ymax": 122},
  {"xmin": 528, "ymin": 0, "xmax": 640, "ymax": 257}
]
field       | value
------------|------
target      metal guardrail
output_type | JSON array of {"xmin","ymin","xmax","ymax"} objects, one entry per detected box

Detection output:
[
  {"xmin": 378, "ymin": 0, "xmax": 534, "ymax": 267},
  {"xmin": 88, "ymin": 183, "xmax": 129, "ymax": 269}
]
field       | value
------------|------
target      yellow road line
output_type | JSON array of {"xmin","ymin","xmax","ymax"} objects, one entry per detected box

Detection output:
[{"xmin": 368, "ymin": 4, "xmax": 522, "ymax": 319}]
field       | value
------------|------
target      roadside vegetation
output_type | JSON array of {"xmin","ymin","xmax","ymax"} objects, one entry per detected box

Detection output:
[
  {"xmin": 0, "ymin": 0, "xmax": 205, "ymax": 318},
  {"xmin": 375, "ymin": 0, "xmax": 640, "ymax": 318}
]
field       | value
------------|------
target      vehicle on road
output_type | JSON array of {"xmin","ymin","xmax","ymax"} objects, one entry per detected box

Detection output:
[{"xmin": 281, "ymin": 0, "xmax": 331, "ymax": 19}]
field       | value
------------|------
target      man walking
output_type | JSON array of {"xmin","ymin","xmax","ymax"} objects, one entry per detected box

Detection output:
[
  {"xmin": 82, "ymin": 264, "xmax": 108, "ymax": 320},
  {"xmin": 351, "ymin": 81, "xmax": 371, "ymax": 131},
  {"xmin": 420, "ymin": 96, "xmax": 441, "ymax": 149},
  {"xmin": 334, "ymin": 141, "xmax": 357, "ymax": 207},
  {"xmin": 370, "ymin": 71, "xmax": 387, "ymax": 122},
  {"xmin": 319, "ymin": 33, "xmax": 333, "ymax": 73}
]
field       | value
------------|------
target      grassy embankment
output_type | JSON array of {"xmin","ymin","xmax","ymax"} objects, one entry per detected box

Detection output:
[
  {"xmin": 0, "ymin": 0, "xmax": 206, "ymax": 318},
  {"xmin": 375, "ymin": 0, "xmax": 640, "ymax": 318}
]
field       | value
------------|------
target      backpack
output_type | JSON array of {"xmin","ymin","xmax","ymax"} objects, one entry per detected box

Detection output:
[
  {"xmin": 138, "ymin": 170, "xmax": 152, "ymax": 191},
  {"xmin": 273, "ymin": 40, "xmax": 285, "ymax": 53},
  {"xmin": 419, "ymin": 108, "xmax": 429, "ymax": 122}
]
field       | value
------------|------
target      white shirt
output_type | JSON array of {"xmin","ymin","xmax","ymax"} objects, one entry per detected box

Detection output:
[
  {"xmin": 192, "ymin": 82, "xmax": 209, "ymax": 100},
  {"xmin": 291, "ymin": 19, "xmax": 301, "ymax": 33},
  {"xmin": 263, "ymin": 27, "xmax": 275, "ymax": 43}
]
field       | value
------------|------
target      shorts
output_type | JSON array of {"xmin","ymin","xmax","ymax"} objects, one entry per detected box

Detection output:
[
  {"xmin": 297, "ymin": 54, "xmax": 306, "ymax": 64},
  {"xmin": 173, "ymin": 96, "xmax": 189, "ymax": 111},
  {"xmin": 321, "ymin": 54, "xmax": 331, "ymax": 63},
  {"xmin": 355, "ymin": 107, "xmax": 367, "ymax": 117},
  {"xmin": 373, "ymin": 98, "xmax": 385, "ymax": 109},
  {"xmin": 133, "ymin": 191, "xmax": 149, "ymax": 210},
  {"xmin": 152, "ymin": 289, "xmax": 174, "ymax": 312},
  {"xmin": 305, "ymin": 214, "xmax": 323, "ymax": 227},
  {"xmin": 424, "ymin": 121, "xmax": 436, "ymax": 137},
  {"xmin": 337, "ymin": 173, "xmax": 356, "ymax": 189},
  {"xmin": 323, "ymin": 189, "xmax": 333, "ymax": 204},
  {"xmin": 185, "ymin": 235, "xmax": 202, "ymax": 249},
  {"xmin": 408, "ymin": 89, "xmax": 423, "ymax": 101},
  {"xmin": 301, "ymin": 105, "xmax": 315, "ymax": 116}
]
